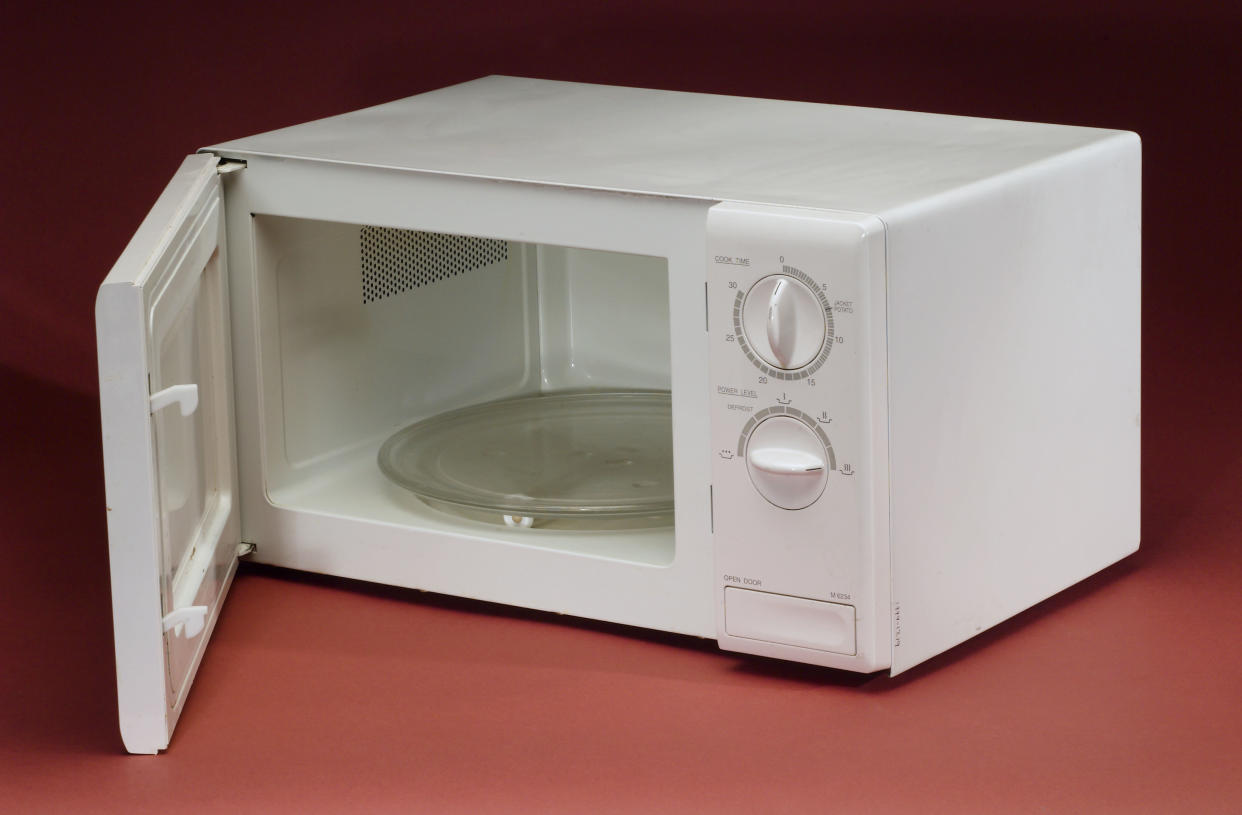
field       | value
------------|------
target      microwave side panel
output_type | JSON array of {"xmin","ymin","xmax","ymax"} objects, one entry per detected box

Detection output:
[{"xmin": 881, "ymin": 131, "xmax": 1141, "ymax": 674}]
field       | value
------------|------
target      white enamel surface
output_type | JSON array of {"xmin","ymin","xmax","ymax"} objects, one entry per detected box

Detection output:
[
  {"xmin": 883, "ymin": 132, "xmax": 1142, "ymax": 674},
  {"xmin": 97, "ymin": 154, "xmax": 240, "ymax": 754},
  {"xmin": 742, "ymin": 275, "xmax": 826, "ymax": 370},
  {"xmin": 745, "ymin": 416, "xmax": 828, "ymax": 509},
  {"xmin": 206, "ymin": 76, "xmax": 1123, "ymax": 214}
]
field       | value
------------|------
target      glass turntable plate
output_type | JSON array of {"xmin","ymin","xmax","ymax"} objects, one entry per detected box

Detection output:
[{"xmin": 378, "ymin": 390, "xmax": 673, "ymax": 523}]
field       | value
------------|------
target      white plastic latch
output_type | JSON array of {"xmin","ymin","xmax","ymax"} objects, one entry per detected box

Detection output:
[
  {"xmin": 150, "ymin": 383, "xmax": 199, "ymax": 417},
  {"xmin": 503, "ymin": 514, "xmax": 535, "ymax": 528},
  {"xmin": 162, "ymin": 605, "xmax": 209, "ymax": 638}
]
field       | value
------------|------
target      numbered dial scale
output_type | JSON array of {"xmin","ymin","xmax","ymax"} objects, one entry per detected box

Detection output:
[
  {"xmin": 732, "ymin": 266, "xmax": 839, "ymax": 511},
  {"xmin": 734, "ymin": 265, "xmax": 835, "ymax": 379},
  {"xmin": 740, "ymin": 406, "xmax": 836, "ymax": 510}
]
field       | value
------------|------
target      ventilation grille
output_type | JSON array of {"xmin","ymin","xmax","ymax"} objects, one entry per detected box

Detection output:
[{"xmin": 360, "ymin": 226, "xmax": 509, "ymax": 304}]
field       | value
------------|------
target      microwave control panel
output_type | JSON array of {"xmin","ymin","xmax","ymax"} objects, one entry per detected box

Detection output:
[{"xmin": 706, "ymin": 202, "xmax": 890, "ymax": 672}]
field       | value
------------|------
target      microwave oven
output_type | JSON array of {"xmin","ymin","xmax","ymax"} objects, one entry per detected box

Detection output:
[{"xmin": 96, "ymin": 76, "xmax": 1140, "ymax": 754}]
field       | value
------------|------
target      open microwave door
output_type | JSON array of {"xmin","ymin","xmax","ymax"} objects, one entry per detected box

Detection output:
[{"xmin": 96, "ymin": 154, "xmax": 240, "ymax": 754}]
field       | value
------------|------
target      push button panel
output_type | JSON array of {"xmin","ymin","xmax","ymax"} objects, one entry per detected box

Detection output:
[{"xmin": 725, "ymin": 588, "xmax": 856, "ymax": 655}]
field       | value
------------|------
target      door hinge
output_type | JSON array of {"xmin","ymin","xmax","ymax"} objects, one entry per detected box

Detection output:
[
  {"xmin": 236, "ymin": 542, "xmax": 256, "ymax": 558},
  {"xmin": 217, "ymin": 158, "xmax": 247, "ymax": 175}
]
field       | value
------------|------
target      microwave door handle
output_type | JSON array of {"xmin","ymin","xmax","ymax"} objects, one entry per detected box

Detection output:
[{"xmin": 767, "ymin": 278, "xmax": 796, "ymax": 369}]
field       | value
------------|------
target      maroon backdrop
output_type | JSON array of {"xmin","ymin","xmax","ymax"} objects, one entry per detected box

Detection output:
[{"xmin": 2, "ymin": 1, "xmax": 1240, "ymax": 811}]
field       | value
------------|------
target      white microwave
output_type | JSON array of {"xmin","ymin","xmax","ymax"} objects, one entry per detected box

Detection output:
[{"xmin": 97, "ymin": 76, "xmax": 1141, "ymax": 753}]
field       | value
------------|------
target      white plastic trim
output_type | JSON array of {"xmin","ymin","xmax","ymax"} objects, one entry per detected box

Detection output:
[
  {"xmin": 161, "ymin": 605, "xmax": 208, "ymax": 639},
  {"xmin": 150, "ymin": 383, "xmax": 199, "ymax": 417},
  {"xmin": 766, "ymin": 278, "xmax": 795, "ymax": 368},
  {"xmin": 747, "ymin": 447, "xmax": 825, "ymax": 475}
]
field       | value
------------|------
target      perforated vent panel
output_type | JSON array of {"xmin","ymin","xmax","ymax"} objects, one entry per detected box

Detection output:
[{"xmin": 361, "ymin": 227, "xmax": 509, "ymax": 303}]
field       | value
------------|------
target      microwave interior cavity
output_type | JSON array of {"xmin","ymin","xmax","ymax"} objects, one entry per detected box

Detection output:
[{"xmin": 254, "ymin": 215, "xmax": 676, "ymax": 563}]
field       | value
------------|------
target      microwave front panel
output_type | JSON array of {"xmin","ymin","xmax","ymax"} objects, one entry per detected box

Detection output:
[
  {"xmin": 96, "ymin": 154, "xmax": 241, "ymax": 753},
  {"xmin": 216, "ymin": 157, "xmax": 718, "ymax": 639},
  {"xmin": 707, "ymin": 203, "xmax": 890, "ymax": 672}
]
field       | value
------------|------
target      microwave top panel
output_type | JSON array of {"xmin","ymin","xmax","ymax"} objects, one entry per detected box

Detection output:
[{"xmin": 204, "ymin": 75, "xmax": 1134, "ymax": 214}]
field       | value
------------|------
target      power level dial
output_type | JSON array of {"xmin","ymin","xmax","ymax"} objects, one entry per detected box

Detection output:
[
  {"xmin": 744, "ymin": 415, "xmax": 832, "ymax": 510},
  {"xmin": 735, "ymin": 267, "xmax": 835, "ymax": 378}
]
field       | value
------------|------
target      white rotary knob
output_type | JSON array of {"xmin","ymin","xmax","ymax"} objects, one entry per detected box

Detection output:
[
  {"xmin": 745, "ymin": 416, "xmax": 829, "ymax": 509},
  {"xmin": 741, "ymin": 275, "xmax": 826, "ymax": 370}
]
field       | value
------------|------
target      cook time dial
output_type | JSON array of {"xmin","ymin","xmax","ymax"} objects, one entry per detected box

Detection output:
[{"xmin": 734, "ymin": 265, "xmax": 835, "ymax": 380}]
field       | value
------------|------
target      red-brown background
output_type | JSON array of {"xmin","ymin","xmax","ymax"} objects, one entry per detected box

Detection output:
[{"xmin": 2, "ymin": 1, "xmax": 1240, "ymax": 812}]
